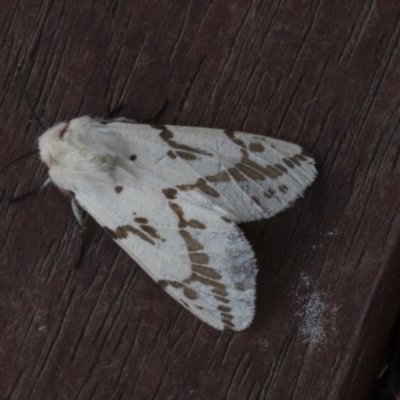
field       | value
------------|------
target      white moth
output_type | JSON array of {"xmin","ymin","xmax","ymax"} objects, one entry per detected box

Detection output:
[{"xmin": 37, "ymin": 116, "xmax": 317, "ymax": 331}]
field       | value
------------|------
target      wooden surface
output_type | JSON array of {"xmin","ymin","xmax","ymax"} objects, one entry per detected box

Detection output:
[{"xmin": 1, "ymin": 1, "xmax": 400, "ymax": 399}]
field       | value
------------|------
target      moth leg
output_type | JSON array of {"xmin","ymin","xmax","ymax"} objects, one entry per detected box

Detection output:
[
  {"xmin": 71, "ymin": 198, "xmax": 84, "ymax": 232},
  {"xmin": 71, "ymin": 198, "xmax": 87, "ymax": 269},
  {"xmin": 9, "ymin": 174, "xmax": 50, "ymax": 203}
]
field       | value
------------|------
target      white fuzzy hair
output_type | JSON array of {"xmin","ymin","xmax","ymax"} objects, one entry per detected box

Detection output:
[{"xmin": 38, "ymin": 116, "xmax": 133, "ymax": 193}]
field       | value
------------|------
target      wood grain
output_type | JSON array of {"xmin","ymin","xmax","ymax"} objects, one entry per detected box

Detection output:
[{"xmin": 1, "ymin": 0, "xmax": 400, "ymax": 399}]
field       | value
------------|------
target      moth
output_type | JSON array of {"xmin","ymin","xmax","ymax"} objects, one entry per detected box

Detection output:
[{"xmin": 35, "ymin": 116, "xmax": 317, "ymax": 330}]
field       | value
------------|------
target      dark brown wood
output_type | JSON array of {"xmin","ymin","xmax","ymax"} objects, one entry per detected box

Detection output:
[{"xmin": 1, "ymin": 0, "xmax": 400, "ymax": 399}]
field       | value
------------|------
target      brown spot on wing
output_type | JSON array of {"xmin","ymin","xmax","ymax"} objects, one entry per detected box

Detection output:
[
  {"xmin": 184, "ymin": 273, "xmax": 228, "ymax": 296},
  {"xmin": 299, "ymin": 152, "xmax": 308, "ymax": 161},
  {"xmin": 183, "ymin": 288, "xmax": 198, "ymax": 300},
  {"xmin": 223, "ymin": 320, "xmax": 235, "ymax": 329},
  {"xmin": 157, "ymin": 127, "xmax": 212, "ymax": 156},
  {"xmin": 217, "ymin": 305, "xmax": 232, "ymax": 312},
  {"xmin": 109, "ymin": 217, "xmax": 165, "ymax": 243},
  {"xmin": 221, "ymin": 216, "xmax": 232, "ymax": 223},
  {"xmin": 104, "ymin": 227, "xmax": 118, "ymax": 240},
  {"xmin": 167, "ymin": 150, "xmax": 177, "ymax": 159},
  {"xmin": 279, "ymin": 185, "xmax": 288, "ymax": 194},
  {"xmin": 140, "ymin": 224, "xmax": 164, "ymax": 241},
  {"xmin": 113, "ymin": 224, "xmax": 163, "ymax": 244},
  {"xmin": 228, "ymin": 167, "xmax": 247, "ymax": 182},
  {"xmin": 129, "ymin": 154, "xmax": 137, "ymax": 161},
  {"xmin": 192, "ymin": 264, "xmax": 222, "ymax": 280},
  {"xmin": 264, "ymin": 189, "xmax": 275, "ymax": 199},
  {"xmin": 224, "ymin": 130, "xmax": 246, "ymax": 148},
  {"xmin": 179, "ymin": 230, "xmax": 204, "ymax": 252},
  {"xmin": 235, "ymin": 282, "xmax": 245, "ymax": 291},
  {"xmin": 263, "ymin": 165, "xmax": 283, "ymax": 179},
  {"xmin": 135, "ymin": 217, "xmax": 148, "ymax": 224},
  {"xmin": 159, "ymin": 280, "xmax": 178, "ymax": 288},
  {"xmin": 241, "ymin": 149, "xmax": 284, "ymax": 179},
  {"xmin": 251, "ymin": 196, "xmax": 261, "ymax": 206},
  {"xmin": 109, "ymin": 225, "xmax": 156, "ymax": 245},
  {"xmin": 221, "ymin": 312, "xmax": 234, "ymax": 322},
  {"xmin": 158, "ymin": 280, "xmax": 198, "ymax": 300},
  {"xmin": 114, "ymin": 186, "xmax": 123, "ymax": 193},
  {"xmin": 290, "ymin": 153, "xmax": 308, "ymax": 166},
  {"xmin": 249, "ymin": 142, "xmax": 264, "ymax": 152},
  {"xmin": 189, "ymin": 253, "xmax": 209, "ymax": 264},
  {"xmin": 236, "ymin": 163, "xmax": 265, "ymax": 180},
  {"xmin": 119, "ymin": 226, "xmax": 153, "ymax": 244},
  {"xmin": 169, "ymin": 203, "xmax": 206, "ymax": 229},
  {"xmin": 177, "ymin": 178, "xmax": 220, "ymax": 198},
  {"xmin": 275, "ymin": 164, "xmax": 288, "ymax": 173},
  {"xmin": 158, "ymin": 127, "xmax": 173, "ymax": 139},
  {"xmin": 205, "ymin": 171, "xmax": 231, "ymax": 183},
  {"xmin": 220, "ymin": 310, "xmax": 235, "ymax": 329},
  {"xmin": 214, "ymin": 295, "xmax": 230, "ymax": 303},
  {"xmin": 176, "ymin": 151, "xmax": 197, "ymax": 160},
  {"xmin": 163, "ymin": 188, "xmax": 178, "ymax": 200},
  {"xmin": 283, "ymin": 158, "xmax": 295, "ymax": 168},
  {"xmin": 159, "ymin": 280, "xmax": 168, "ymax": 289}
]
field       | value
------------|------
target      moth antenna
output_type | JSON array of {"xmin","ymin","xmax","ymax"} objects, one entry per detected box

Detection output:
[
  {"xmin": 138, "ymin": 99, "xmax": 168, "ymax": 123},
  {"xmin": 102, "ymin": 103, "xmax": 124, "ymax": 120},
  {"xmin": 9, "ymin": 174, "xmax": 50, "ymax": 203},
  {"xmin": 71, "ymin": 200, "xmax": 90, "ymax": 269},
  {"xmin": 0, "ymin": 149, "xmax": 39, "ymax": 174},
  {"xmin": 16, "ymin": 68, "xmax": 46, "ymax": 130}
]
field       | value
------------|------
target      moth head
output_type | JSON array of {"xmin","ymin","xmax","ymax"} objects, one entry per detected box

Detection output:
[
  {"xmin": 37, "ymin": 116, "xmax": 128, "ymax": 193},
  {"xmin": 38, "ymin": 117, "xmax": 94, "ymax": 169},
  {"xmin": 38, "ymin": 121, "xmax": 68, "ymax": 168}
]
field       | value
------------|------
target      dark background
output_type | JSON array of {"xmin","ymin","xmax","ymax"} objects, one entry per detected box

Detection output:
[{"xmin": 1, "ymin": 1, "xmax": 400, "ymax": 399}]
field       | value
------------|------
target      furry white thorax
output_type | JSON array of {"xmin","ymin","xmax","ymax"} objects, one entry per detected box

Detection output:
[{"xmin": 38, "ymin": 116, "xmax": 132, "ymax": 193}]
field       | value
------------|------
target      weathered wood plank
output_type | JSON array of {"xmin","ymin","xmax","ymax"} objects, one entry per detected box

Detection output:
[{"xmin": 1, "ymin": 0, "xmax": 400, "ymax": 399}]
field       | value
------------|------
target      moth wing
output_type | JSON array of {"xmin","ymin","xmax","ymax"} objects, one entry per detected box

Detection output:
[
  {"xmin": 75, "ymin": 185, "xmax": 256, "ymax": 331},
  {"xmin": 71, "ymin": 121, "xmax": 316, "ymax": 330},
  {"xmin": 106, "ymin": 122, "xmax": 317, "ymax": 223}
]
